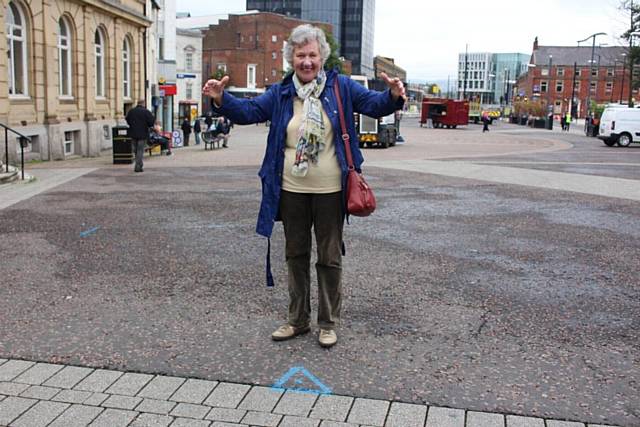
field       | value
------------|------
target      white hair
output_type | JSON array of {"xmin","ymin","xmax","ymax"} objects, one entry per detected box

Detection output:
[{"xmin": 283, "ymin": 24, "xmax": 331, "ymax": 66}]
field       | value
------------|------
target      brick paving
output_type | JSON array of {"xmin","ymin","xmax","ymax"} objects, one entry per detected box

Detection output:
[{"xmin": 0, "ymin": 359, "xmax": 619, "ymax": 427}]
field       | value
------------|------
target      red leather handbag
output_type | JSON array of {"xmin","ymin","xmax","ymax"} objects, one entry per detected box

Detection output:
[{"xmin": 334, "ymin": 80, "xmax": 376, "ymax": 217}]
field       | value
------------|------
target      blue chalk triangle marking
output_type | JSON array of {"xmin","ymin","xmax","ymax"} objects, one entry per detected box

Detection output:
[{"xmin": 272, "ymin": 366, "xmax": 332, "ymax": 394}]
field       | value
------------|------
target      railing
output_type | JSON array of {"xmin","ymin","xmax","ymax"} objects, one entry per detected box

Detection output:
[{"xmin": 1, "ymin": 123, "xmax": 31, "ymax": 180}]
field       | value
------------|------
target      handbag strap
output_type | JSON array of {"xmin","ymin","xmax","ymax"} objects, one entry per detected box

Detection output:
[{"xmin": 333, "ymin": 79, "xmax": 355, "ymax": 170}]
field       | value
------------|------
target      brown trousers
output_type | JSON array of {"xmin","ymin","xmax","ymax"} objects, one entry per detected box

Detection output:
[{"xmin": 279, "ymin": 190, "xmax": 343, "ymax": 330}]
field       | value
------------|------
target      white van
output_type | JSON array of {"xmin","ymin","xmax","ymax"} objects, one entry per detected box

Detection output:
[{"xmin": 598, "ymin": 106, "xmax": 640, "ymax": 147}]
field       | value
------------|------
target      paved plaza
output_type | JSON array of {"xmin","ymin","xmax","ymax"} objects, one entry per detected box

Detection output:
[{"xmin": 0, "ymin": 119, "xmax": 638, "ymax": 426}]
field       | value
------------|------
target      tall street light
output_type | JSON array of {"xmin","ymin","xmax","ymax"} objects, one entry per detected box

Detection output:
[
  {"xmin": 628, "ymin": 31, "xmax": 640, "ymax": 106},
  {"xmin": 578, "ymin": 32, "xmax": 606, "ymax": 118},
  {"xmin": 621, "ymin": 53, "xmax": 627, "ymax": 103}
]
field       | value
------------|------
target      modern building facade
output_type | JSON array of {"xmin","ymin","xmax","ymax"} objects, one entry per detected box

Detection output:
[
  {"xmin": 515, "ymin": 38, "xmax": 630, "ymax": 117},
  {"xmin": 457, "ymin": 51, "xmax": 529, "ymax": 104},
  {"xmin": 1, "ymin": 0, "xmax": 152, "ymax": 164},
  {"xmin": 246, "ymin": 0, "xmax": 376, "ymax": 77}
]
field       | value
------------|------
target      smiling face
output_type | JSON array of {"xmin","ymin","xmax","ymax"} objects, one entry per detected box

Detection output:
[{"xmin": 293, "ymin": 40, "xmax": 322, "ymax": 84}]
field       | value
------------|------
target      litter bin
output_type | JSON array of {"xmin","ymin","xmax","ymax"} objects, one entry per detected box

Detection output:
[{"xmin": 112, "ymin": 125, "xmax": 133, "ymax": 164}]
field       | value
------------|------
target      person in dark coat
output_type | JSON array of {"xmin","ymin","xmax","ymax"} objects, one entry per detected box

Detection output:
[
  {"xmin": 194, "ymin": 118, "xmax": 202, "ymax": 145},
  {"xmin": 181, "ymin": 118, "xmax": 192, "ymax": 146},
  {"xmin": 125, "ymin": 99, "xmax": 155, "ymax": 172},
  {"xmin": 203, "ymin": 24, "xmax": 405, "ymax": 348}
]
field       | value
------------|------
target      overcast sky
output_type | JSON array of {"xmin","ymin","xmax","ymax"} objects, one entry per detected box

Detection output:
[{"xmin": 176, "ymin": 0, "xmax": 630, "ymax": 82}]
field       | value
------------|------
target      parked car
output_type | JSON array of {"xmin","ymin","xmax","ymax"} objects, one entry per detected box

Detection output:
[{"xmin": 598, "ymin": 106, "xmax": 640, "ymax": 147}]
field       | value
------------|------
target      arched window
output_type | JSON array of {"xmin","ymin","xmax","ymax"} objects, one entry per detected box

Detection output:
[
  {"xmin": 95, "ymin": 28, "xmax": 105, "ymax": 97},
  {"xmin": 58, "ymin": 17, "xmax": 72, "ymax": 96},
  {"xmin": 6, "ymin": 1, "xmax": 28, "ymax": 96},
  {"xmin": 122, "ymin": 38, "xmax": 131, "ymax": 98}
]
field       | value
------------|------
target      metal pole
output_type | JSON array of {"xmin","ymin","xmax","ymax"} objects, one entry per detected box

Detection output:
[
  {"xmin": 20, "ymin": 138, "xmax": 24, "ymax": 180},
  {"xmin": 629, "ymin": 1, "xmax": 635, "ymax": 107},
  {"xmin": 586, "ymin": 36, "xmax": 596, "ymax": 118},
  {"xmin": 571, "ymin": 62, "xmax": 577, "ymax": 117},
  {"xmin": 547, "ymin": 55, "xmax": 553, "ymax": 110},
  {"xmin": 463, "ymin": 44, "xmax": 468, "ymax": 100},
  {"xmin": 4, "ymin": 127, "xmax": 8, "ymax": 173},
  {"xmin": 620, "ymin": 56, "xmax": 626, "ymax": 103}
]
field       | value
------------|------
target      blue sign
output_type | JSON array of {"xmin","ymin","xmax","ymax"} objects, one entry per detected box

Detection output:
[
  {"xmin": 272, "ymin": 366, "xmax": 332, "ymax": 394},
  {"xmin": 177, "ymin": 73, "xmax": 197, "ymax": 79}
]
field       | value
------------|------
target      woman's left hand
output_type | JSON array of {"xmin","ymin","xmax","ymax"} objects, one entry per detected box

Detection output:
[{"xmin": 381, "ymin": 72, "xmax": 407, "ymax": 102}]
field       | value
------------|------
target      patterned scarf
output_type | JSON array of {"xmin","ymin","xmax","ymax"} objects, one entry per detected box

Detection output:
[{"xmin": 291, "ymin": 70, "xmax": 327, "ymax": 177}]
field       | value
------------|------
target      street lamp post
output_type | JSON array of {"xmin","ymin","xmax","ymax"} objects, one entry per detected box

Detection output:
[
  {"xmin": 628, "ymin": 31, "xmax": 640, "ymax": 107},
  {"xmin": 621, "ymin": 53, "xmax": 627, "ymax": 103},
  {"xmin": 463, "ymin": 44, "xmax": 469, "ymax": 100},
  {"xmin": 577, "ymin": 32, "xmax": 606, "ymax": 120}
]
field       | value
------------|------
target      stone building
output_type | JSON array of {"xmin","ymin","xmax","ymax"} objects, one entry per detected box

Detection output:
[
  {"xmin": 1, "ymin": 0, "xmax": 152, "ymax": 163},
  {"xmin": 175, "ymin": 28, "xmax": 203, "ymax": 123}
]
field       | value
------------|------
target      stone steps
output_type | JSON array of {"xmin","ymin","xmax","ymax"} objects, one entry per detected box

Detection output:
[{"xmin": 0, "ymin": 165, "xmax": 20, "ymax": 184}]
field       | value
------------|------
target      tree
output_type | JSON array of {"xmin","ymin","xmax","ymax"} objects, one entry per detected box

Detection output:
[{"xmin": 322, "ymin": 29, "xmax": 343, "ymax": 73}]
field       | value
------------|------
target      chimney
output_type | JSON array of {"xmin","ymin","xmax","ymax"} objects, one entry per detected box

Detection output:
[{"xmin": 533, "ymin": 37, "xmax": 539, "ymax": 51}]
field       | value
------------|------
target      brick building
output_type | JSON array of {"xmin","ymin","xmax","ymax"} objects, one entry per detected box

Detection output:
[
  {"xmin": 200, "ymin": 12, "xmax": 331, "ymax": 102},
  {"xmin": 515, "ymin": 38, "xmax": 629, "ymax": 118}
]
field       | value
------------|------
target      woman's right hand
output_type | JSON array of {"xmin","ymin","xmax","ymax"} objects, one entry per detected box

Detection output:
[{"xmin": 202, "ymin": 76, "xmax": 229, "ymax": 107}]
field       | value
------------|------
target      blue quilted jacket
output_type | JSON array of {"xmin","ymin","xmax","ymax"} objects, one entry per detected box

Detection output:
[{"xmin": 212, "ymin": 68, "xmax": 404, "ymax": 285}]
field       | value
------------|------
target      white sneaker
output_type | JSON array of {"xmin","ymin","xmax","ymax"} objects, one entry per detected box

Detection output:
[
  {"xmin": 318, "ymin": 329, "xmax": 337, "ymax": 348},
  {"xmin": 271, "ymin": 324, "xmax": 310, "ymax": 341}
]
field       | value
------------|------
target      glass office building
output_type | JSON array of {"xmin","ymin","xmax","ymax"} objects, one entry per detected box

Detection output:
[
  {"xmin": 493, "ymin": 53, "xmax": 530, "ymax": 104},
  {"xmin": 246, "ymin": 0, "xmax": 376, "ymax": 77}
]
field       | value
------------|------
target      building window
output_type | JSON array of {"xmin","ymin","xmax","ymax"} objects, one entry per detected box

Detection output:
[
  {"xmin": 590, "ymin": 82, "xmax": 597, "ymax": 94},
  {"xmin": 217, "ymin": 63, "xmax": 227, "ymax": 73},
  {"xmin": 541, "ymin": 81, "xmax": 548, "ymax": 93},
  {"xmin": 557, "ymin": 67, "xmax": 564, "ymax": 77},
  {"xmin": 186, "ymin": 82, "xmax": 193, "ymax": 99},
  {"xmin": 58, "ymin": 17, "xmax": 72, "ymax": 96},
  {"xmin": 159, "ymin": 37, "xmax": 164, "ymax": 60},
  {"xmin": 185, "ymin": 52, "xmax": 193, "ymax": 71},
  {"xmin": 575, "ymin": 69, "xmax": 581, "ymax": 77},
  {"xmin": 605, "ymin": 82, "xmax": 613, "ymax": 92},
  {"xmin": 247, "ymin": 64, "xmax": 256, "ymax": 89},
  {"xmin": 479, "ymin": 81, "xmax": 484, "ymax": 89},
  {"xmin": 64, "ymin": 131, "xmax": 74, "ymax": 155},
  {"xmin": 272, "ymin": 51, "xmax": 277, "ymax": 60},
  {"xmin": 123, "ymin": 38, "xmax": 131, "ymax": 99},
  {"xmin": 591, "ymin": 68, "xmax": 598, "ymax": 77},
  {"xmin": 272, "ymin": 68, "xmax": 277, "ymax": 77},
  {"xmin": 575, "ymin": 81, "xmax": 581, "ymax": 91},
  {"xmin": 541, "ymin": 68, "xmax": 549, "ymax": 76},
  {"xmin": 6, "ymin": 1, "xmax": 28, "ymax": 96},
  {"xmin": 272, "ymin": 35, "xmax": 277, "ymax": 42},
  {"xmin": 607, "ymin": 68, "xmax": 614, "ymax": 77},
  {"xmin": 556, "ymin": 81, "xmax": 564, "ymax": 93},
  {"xmin": 95, "ymin": 29, "xmax": 105, "ymax": 97}
]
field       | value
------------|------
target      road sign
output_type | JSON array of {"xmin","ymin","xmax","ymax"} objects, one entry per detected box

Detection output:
[{"xmin": 172, "ymin": 130, "xmax": 183, "ymax": 147}]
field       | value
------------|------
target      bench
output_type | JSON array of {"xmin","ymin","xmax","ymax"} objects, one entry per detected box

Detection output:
[
  {"xmin": 203, "ymin": 131, "xmax": 224, "ymax": 150},
  {"xmin": 146, "ymin": 142, "xmax": 162, "ymax": 156}
]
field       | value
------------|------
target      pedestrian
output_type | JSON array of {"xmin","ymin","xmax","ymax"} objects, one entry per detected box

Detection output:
[
  {"xmin": 194, "ymin": 118, "xmax": 202, "ymax": 145},
  {"xmin": 205, "ymin": 112, "xmax": 213, "ymax": 129},
  {"xmin": 125, "ymin": 99, "xmax": 155, "ymax": 173},
  {"xmin": 482, "ymin": 111, "xmax": 490, "ymax": 132},
  {"xmin": 203, "ymin": 24, "xmax": 405, "ymax": 348},
  {"xmin": 181, "ymin": 117, "xmax": 192, "ymax": 146},
  {"xmin": 150, "ymin": 120, "xmax": 172, "ymax": 155},
  {"xmin": 565, "ymin": 112, "xmax": 571, "ymax": 132},
  {"xmin": 219, "ymin": 116, "xmax": 232, "ymax": 148}
]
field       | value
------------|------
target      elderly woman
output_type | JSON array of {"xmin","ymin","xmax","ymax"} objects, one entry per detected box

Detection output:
[{"xmin": 203, "ymin": 24, "xmax": 405, "ymax": 348}]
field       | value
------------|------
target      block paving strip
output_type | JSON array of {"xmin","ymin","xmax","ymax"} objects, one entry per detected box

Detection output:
[{"xmin": 0, "ymin": 358, "xmax": 622, "ymax": 427}]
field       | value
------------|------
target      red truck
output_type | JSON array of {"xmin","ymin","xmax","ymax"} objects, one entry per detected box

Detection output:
[{"xmin": 420, "ymin": 98, "xmax": 469, "ymax": 129}]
